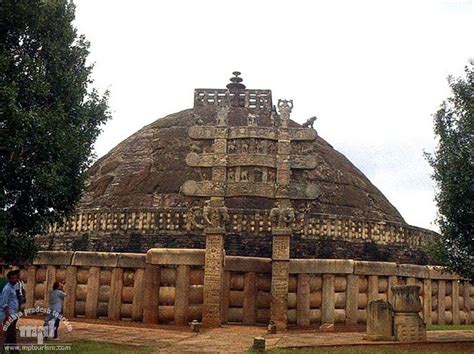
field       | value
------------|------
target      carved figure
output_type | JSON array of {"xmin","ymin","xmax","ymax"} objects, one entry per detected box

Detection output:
[
  {"xmin": 202, "ymin": 200, "xmax": 229, "ymax": 229},
  {"xmin": 268, "ymin": 142, "xmax": 277, "ymax": 154},
  {"xmin": 247, "ymin": 113, "xmax": 258, "ymax": 126},
  {"xmin": 269, "ymin": 205, "xmax": 296, "ymax": 229},
  {"xmin": 302, "ymin": 116, "xmax": 317, "ymax": 129},
  {"xmin": 228, "ymin": 140, "xmax": 236, "ymax": 153},
  {"xmin": 256, "ymin": 140, "xmax": 265, "ymax": 154},
  {"xmin": 216, "ymin": 106, "xmax": 229, "ymax": 126},
  {"xmin": 270, "ymin": 105, "xmax": 279, "ymax": 126},
  {"xmin": 241, "ymin": 140, "xmax": 249, "ymax": 153},
  {"xmin": 240, "ymin": 169, "xmax": 248, "ymax": 181},
  {"xmin": 186, "ymin": 206, "xmax": 205, "ymax": 230},
  {"xmin": 277, "ymin": 99, "xmax": 293, "ymax": 127},
  {"xmin": 227, "ymin": 169, "xmax": 235, "ymax": 181},
  {"xmin": 254, "ymin": 168, "xmax": 263, "ymax": 182}
]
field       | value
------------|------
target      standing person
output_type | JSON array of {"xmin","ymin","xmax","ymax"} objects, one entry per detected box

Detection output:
[
  {"xmin": 12, "ymin": 271, "xmax": 25, "ymax": 311},
  {"xmin": 44, "ymin": 282, "xmax": 66, "ymax": 341},
  {"xmin": 0, "ymin": 271, "xmax": 20, "ymax": 354}
]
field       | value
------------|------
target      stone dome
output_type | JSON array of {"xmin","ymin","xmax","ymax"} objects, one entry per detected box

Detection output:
[
  {"xmin": 80, "ymin": 109, "xmax": 403, "ymax": 222},
  {"xmin": 38, "ymin": 73, "xmax": 436, "ymax": 264}
]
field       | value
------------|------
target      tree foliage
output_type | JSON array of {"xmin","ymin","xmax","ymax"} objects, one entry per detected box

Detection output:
[
  {"xmin": 426, "ymin": 63, "xmax": 474, "ymax": 279},
  {"xmin": 0, "ymin": 0, "xmax": 110, "ymax": 264}
]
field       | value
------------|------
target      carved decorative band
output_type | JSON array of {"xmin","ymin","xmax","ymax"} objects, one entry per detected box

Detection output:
[
  {"xmin": 188, "ymin": 126, "xmax": 316, "ymax": 141},
  {"xmin": 186, "ymin": 153, "xmax": 317, "ymax": 170},
  {"xmin": 45, "ymin": 208, "xmax": 438, "ymax": 249},
  {"xmin": 181, "ymin": 180, "xmax": 320, "ymax": 200}
]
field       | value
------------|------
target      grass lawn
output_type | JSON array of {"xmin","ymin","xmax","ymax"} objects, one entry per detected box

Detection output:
[
  {"xmin": 428, "ymin": 324, "xmax": 474, "ymax": 331},
  {"xmin": 264, "ymin": 342, "xmax": 474, "ymax": 353},
  {"xmin": 30, "ymin": 340, "xmax": 153, "ymax": 354}
]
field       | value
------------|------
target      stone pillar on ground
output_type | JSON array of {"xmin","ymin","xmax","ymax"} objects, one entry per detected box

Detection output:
[
  {"xmin": 391, "ymin": 285, "xmax": 426, "ymax": 342},
  {"xmin": 366, "ymin": 300, "xmax": 394, "ymax": 341},
  {"xmin": 202, "ymin": 198, "xmax": 228, "ymax": 328}
]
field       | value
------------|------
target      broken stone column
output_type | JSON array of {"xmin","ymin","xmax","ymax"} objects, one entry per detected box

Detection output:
[
  {"xmin": 391, "ymin": 285, "xmax": 426, "ymax": 342},
  {"xmin": 366, "ymin": 300, "xmax": 394, "ymax": 341}
]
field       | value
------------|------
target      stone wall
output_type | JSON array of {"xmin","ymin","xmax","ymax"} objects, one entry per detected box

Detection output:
[
  {"xmin": 10, "ymin": 250, "xmax": 472, "ymax": 327},
  {"xmin": 36, "ymin": 208, "xmax": 437, "ymax": 264}
]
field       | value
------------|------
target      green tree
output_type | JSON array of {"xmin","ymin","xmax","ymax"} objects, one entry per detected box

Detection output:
[
  {"xmin": 0, "ymin": 0, "xmax": 110, "ymax": 264},
  {"xmin": 426, "ymin": 63, "xmax": 473, "ymax": 279}
]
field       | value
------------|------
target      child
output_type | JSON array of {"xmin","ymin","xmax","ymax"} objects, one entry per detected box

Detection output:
[{"xmin": 44, "ymin": 282, "xmax": 66, "ymax": 341}]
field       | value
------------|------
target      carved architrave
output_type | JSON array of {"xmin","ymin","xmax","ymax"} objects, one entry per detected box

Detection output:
[
  {"xmin": 186, "ymin": 153, "xmax": 316, "ymax": 170},
  {"xmin": 226, "ymin": 182, "xmax": 275, "ymax": 198},
  {"xmin": 229, "ymin": 127, "xmax": 278, "ymax": 140},
  {"xmin": 288, "ymin": 128, "xmax": 317, "ymax": 141},
  {"xmin": 189, "ymin": 125, "xmax": 316, "ymax": 141},
  {"xmin": 228, "ymin": 154, "xmax": 276, "ymax": 167},
  {"xmin": 182, "ymin": 180, "xmax": 320, "ymax": 199}
]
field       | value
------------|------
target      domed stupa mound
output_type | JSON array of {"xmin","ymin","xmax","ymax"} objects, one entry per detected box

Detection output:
[{"xmin": 38, "ymin": 73, "xmax": 437, "ymax": 264}]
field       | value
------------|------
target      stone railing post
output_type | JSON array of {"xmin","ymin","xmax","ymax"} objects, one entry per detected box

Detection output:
[{"xmin": 143, "ymin": 264, "xmax": 160, "ymax": 324}]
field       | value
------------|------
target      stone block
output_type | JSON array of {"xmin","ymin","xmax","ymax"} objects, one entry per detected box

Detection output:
[
  {"xmin": 117, "ymin": 253, "xmax": 146, "ymax": 268},
  {"xmin": 225, "ymin": 256, "xmax": 272, "ymax": 273},
  {"xmin": 397, "ymin": 264, "xmax": 429, "ymax": 279},
  {"xmin": 146, "ymin": 248, "xmax": 205, "ymax": 266},
  {"xmin": 253, "ymin": 337, "xmax": 266, "ymax": 351},
  {"xmin": 33, "ymin": 251, "xmax": 74, "ymax": 266},
  {"xmin": 428, "ymin": 266, "xmax": 460, "ymax": 280},
  {"xmin": 72, "ymin": 252, "xmax": 121, "ymax": 267},
  {"xmin": 366, "ymin": 300, "xmax": 394, "ymax": 341},
  {"xmin": 391, "ymin": 285, "xmax": 422, "ymax": 313},
  {"xmin": 394, "ymin": 313, "xmax": 426, "ymax": 342},
  {"xmin": 289, "ymin": 259, "xmax": 354, "ymax": 274},
  {"xmin": 354, "ymin": 261, "xmax": 397, "ymax": 276}
]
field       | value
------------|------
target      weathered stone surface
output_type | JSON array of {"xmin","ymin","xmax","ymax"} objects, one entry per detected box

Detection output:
[
  {"xmin": 391, "ymin": 285, "xmax": 422, "ymax": 313},
  {"xmin": 33, "ymin": 251, "xmax": 75, "ymax": 265},
  {"xmin": 146, "ymin": 248, "xmax": 205, "ymax": 266},
  {"xmin": 289, "ymin": 259, "xmax": 353, "ymax": 274},
  {"xmin": 366, "ymin": 300, "xmax": 394, "ymax": 341},
  {"xmin": 354, "ymin": 261, "xmax": 397, "ymax": 276},
  {"xmin": 224, "ymin": 256, "xmax": 272, "ymax": 273},
  {"xmin": 72, "ymin": 252, "xmax": 121, "ymax": 267}
]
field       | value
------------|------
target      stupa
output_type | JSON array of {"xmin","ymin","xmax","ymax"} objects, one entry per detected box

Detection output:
[{"xmin": 37, "ymin": 72, "xmax": 436, "ymax": 264}]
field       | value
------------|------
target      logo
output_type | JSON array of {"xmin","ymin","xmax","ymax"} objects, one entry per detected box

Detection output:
[{"xmin": 3, "ymin": 306, "xmax": 73, "ymax": 350}]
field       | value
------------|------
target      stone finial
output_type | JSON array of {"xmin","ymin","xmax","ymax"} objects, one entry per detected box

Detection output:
[
  {"xmin": 226, "ymin": 71, "xmax": 246, "ymax": 92},
  {"xmin": 302, "ymin": 116, "xmax": 317, "ymax": 129},
  {"xmin": 277, "ymin": 99, "xmax": 293, "ymax": 127}
]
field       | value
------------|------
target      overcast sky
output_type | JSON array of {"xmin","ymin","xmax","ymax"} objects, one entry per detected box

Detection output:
[{"xmin": 74, "ymin": 0, "xmax": 473, "ymax": 231}]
